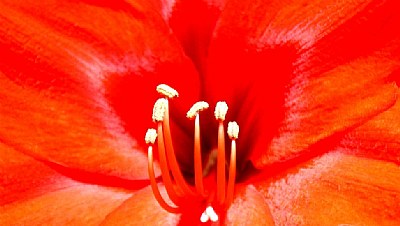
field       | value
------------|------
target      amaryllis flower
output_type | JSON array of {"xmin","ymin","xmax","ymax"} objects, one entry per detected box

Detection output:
[{"xmin": 1, "ymin": 0, "xmax": 400, "ymax": 225}]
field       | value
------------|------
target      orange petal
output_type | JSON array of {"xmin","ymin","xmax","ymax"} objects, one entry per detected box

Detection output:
[
  {"xmin": 101, "ymin": 185, "xmax": 181, "ymax": 225},
  {"xmin": 339, "ymin": 89, "xmax": 400, "ymax": 164},
  {"xmin": 0, "ymin": 142, "xmax": 75, "ymax": 205},
  {"xmin": 254, "ymin": 152, "xmax": 400, "ymax": 225},
  {"xmin": 204, "ymin": 0, "xmax": 400, "ymax": 167},
  {"xmin": 0, "ymin": 1, "xmax": 199, "ymax": 179},
  {"xmin": 225, "ymin": 184, "xmax": 275, "ymax": 226},
  {"xmin": 0, "ymin": 184, "xmax": 131, "ymax": 225}
]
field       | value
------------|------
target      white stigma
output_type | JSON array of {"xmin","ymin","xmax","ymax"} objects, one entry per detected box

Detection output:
[
  {"xmin": 156, "ymin": 84, "xmax": 179, "ymax": 98},
  {"xmin": 186, "ymin": 101, "xmax": 209, "ymax": 119},
  {"xmin": 200, "ymin": 212, "xmax": 209, "ymax": 223},
  {"xmin": 199, "ymin": 206, "xmax": 219, "ymax": 223},
  {"xmin": 214, "ymin": 101, "xmax": 228, "ymax": 121},
  {"xmin": 206, "ymin": 206, "xmax": 219, "ymax": 222},
  {"xmin": 152, "ymin": 98, "xmax": 168, "ymax": 122},
  {"xmin": 227, "ymin": 121, "xmax": 239, "ymax": 139},
  {"xmin": 145, "ymin": 128, "xmax": 157, "ymax": 144}
]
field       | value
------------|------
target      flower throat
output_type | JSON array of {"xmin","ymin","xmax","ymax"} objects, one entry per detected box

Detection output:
[{"xmin": 145, "ymin": 84, "xmax": 239, "ymax": 223}]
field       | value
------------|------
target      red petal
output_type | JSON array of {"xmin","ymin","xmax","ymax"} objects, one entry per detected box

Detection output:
[
  {"xmin": 339, "ymin": 89, "xmax": 400, "ymax": 164},
  {"xmin": 225, "ymin": 184, "xmax": 275, "ymax": 226},
  {"xmin": 167, "ymin": 0, "xmax": 225, "ymax": 76},
  {"xmin": 204, "ymin": 0, "xmax": 400, "ymax": 167},
  {"xmin": 0, "ymin": 184, "xmax": 131, "ymax": 225},
  {"xmin": 101, "ymin": 185, "xmax": 181, "ymax": 225},
  {"xmin": 254, "ymin": 152, "xmax": 400, "ymax": 225},
  {"xmin": 0, "ymin": 1, "xmax": 199, "ymax": 178}
]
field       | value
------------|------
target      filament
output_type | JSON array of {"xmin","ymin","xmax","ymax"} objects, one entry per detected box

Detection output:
[
  {"xmin": 194, "ymin": 113, "xmax": 205, "ymax": 195},
  {"xmin": 147, "ymin": 145, "xmax": 180, "ymax": 213}
]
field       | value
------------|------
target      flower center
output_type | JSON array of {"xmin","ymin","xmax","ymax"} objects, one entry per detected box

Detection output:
[{"xmin": 145, "ymin": 84, "xmax": 239, "ymax": 223}]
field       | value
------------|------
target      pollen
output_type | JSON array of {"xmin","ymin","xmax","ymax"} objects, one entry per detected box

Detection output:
[
  {"xmin": 214, "ymin": 101, "xmax": 228, "ymax": 121},
  {"xmin": 227, "ymin": 121, "xmax": 239, "ymax": 139},
  {"xmin": 186, "ymin": 101, "xmax": 209, "ymax": 119},
  {"xmin": 152, "ymin": 98, "xmax": 168, "ymax": 122},
  {"xmin": 145, "ymin": 128, "xmax": 157, "ymax": 144},
  {"xmin": 156, "ymin": 84, "xmax": 179, "ymax": 98}
]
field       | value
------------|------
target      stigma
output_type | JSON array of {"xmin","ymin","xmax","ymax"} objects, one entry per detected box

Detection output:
[{"xmin": 145, "ymin": 84, "xmax": 239, "ymax": 223}]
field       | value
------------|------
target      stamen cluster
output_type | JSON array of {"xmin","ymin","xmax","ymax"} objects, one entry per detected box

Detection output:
[{"xmin": 145, "ymin": 84, "xmax": 239, "ymax": 223}]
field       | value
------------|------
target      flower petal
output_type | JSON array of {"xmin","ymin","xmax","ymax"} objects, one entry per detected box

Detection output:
[
  {"xmin": 226, "ymin": 184, "xmax": 275, "ymax": 226},
  {"xmin": 166, "ymin": 0, "xmax": 225, "ymax": 76},
  {"xmin": 339, "ymin": 90, "xmax": 400, "ymax": 164},
  {"xmin": 0, "ymin": 184, "xmax": 131, "ymax": 225},
  {"xmin": 205, "ymin": 0, "xmax": 400, "ymax": 167},
  {"xmin": 101, "ymin": 185, "xmax": 181, "ymax": 226},
  {"xmin": 0, "ymin": 142, "xmax": 75, "ymax": 205},
  {"xmin": 0, "ymin": 1, "xmax": 199, "ymax": 179},
  {"xmin": 254, "ymin": 152, "xmax": 400, "ymax": 225}
]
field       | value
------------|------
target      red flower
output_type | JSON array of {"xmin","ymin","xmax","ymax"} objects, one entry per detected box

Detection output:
[{"xmin": 1, "ymin": 0, "xmax": 400, "ymax": 225}]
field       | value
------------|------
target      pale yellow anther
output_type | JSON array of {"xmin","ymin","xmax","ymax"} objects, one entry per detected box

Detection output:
[
  {"xmin": 186, "ymin": 101, "xmax": 209, "ymax": 119},
  {"xmin": 145, "ymin": 128, "xmax": 157, "ymax": 144},
  {"xmin": 214, "ymin": 101, "xmax": 228, "ymax": 121},
  {"xmin": 152, "ymin": 98, "xmax": 168, "ymax": 122},
  {"xmin": 227, "ymin": 121, "xmax": 239, "ymax": 139},
  {"xmin": 156, "ymin": 84, "xmax": 179, "ymax": 98}
]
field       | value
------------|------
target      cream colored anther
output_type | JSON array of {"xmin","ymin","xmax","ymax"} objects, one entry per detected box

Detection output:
[
  {"xmin": 214, "ymin": 101, "xmax": 228, "ymax": 121},
  {"xmin": 227, "ymin": 121, "xmax": 239, "ymax": 139},
  {"xmin": 186, "ymin": 101, "xmax": 209, "ymax": 119},
  {"xmin": 152, "ymin": 98, "xmax": 168, "ymax": 122},
  {"xmin": 145, "ymin": 128, "xmax": 157, "ymax": 144},
  {"xmin": 156, "ymin": 84, "xmax": 179, "ymax": 98}
]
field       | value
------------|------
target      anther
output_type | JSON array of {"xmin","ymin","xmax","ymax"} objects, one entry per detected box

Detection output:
[
  {"xmin": 186, "ymin": 101, "xmax": 209, "ymax": 119},
  {"xmin": 214, "ymin": 101, "xmax": 228, "ymax": 121},
  {"xmin": 152, "ymin": 98, "xmax": 168, "ymax": 122},
  {"xmin": 227, "ymin": 121, "xmax": 239, "ymax": 139},
  {"xmin": 156, "ymin": 84, "xmax": 179, "ymax": 98},
  {"xmin": 145, "ymin": 128, "xmax": 157, "ymax": 144}
]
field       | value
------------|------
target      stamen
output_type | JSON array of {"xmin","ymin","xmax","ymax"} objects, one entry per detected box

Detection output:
[
  {"xmin": 156, "ymin": 84, "xmax": 179, "ymax": 98},
  {"xmin": 226, "ymin": 122, "xmax": 239, "ymax": 205},
  {"xmin": 147, "ymin": 145, "xmax": 180, "ymax": 213},
  {"xmin": 152, "ymin": 98, "xmax": 168, "ymax": 122},
  {"xmin": 163, "ymin": 99, "xmax": 195, "ymax": 196},
  {"xmin": 215, "ymin": 101, "xmax": 228, "ymax": 205},
  {"xmin": 214, "ymin": 101, "xmax": 228, "ymax": 121},
  {"xmin": 187, "ymin": 101, "xmax": 209, "ymax": 195},
  {"xmin": 156, "ymin": 123, "xmax": 182, "ymax": 204}
]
